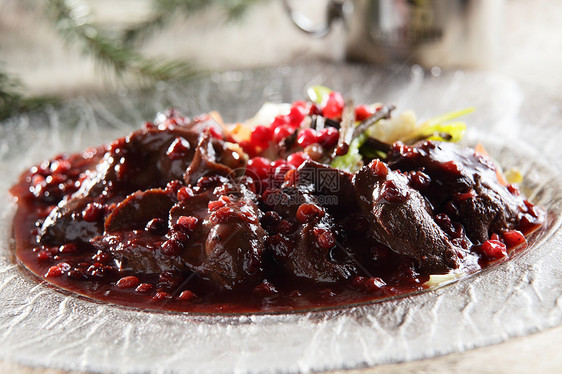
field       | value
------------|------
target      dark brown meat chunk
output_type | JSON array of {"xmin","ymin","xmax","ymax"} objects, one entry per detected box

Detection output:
[
  {"xmin": 168, "ymin": 186, "xmax": 266, "ymax": 291},
  {"xmin": 386, "ymin": 141, "xmax": 528, "ymax": 243},
  {"xmin": 91, "ymin": 231, "xmax": 182, "ymax": 274},
  {"xmin": 104, "ymin": 188, "xmax": 175, "ymax": 233},
  {"xmin": 353, "ymin": 161, "xmax": 462, "ymax": 273},
  {"xmin": 266, "ymin": 187, "xmax": 357, "ymax": 283}
]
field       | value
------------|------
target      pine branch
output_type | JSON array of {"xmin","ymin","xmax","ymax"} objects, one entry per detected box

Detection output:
[
  {"xmin": 46, "ymin": 0, "xmax": 200, "ymax": 84},
  {"xmin": 0, "ymin": 67, "xmax": 57, "ymax": 121},
  {"xmin": 123, "ymin": 0, "xmax": 264, "ymax": 45}
]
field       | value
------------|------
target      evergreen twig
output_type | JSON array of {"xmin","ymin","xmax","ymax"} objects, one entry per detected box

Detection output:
[
  {"xmin": 123, "ymin": 0, "xmax": 264, "ymax": 44},
  {"xmin": 47, "ymin": 0, "xmax": 200, "ymax": 83},
  {"xmin": 0, "ymin": 67, "xmax": 57, "ymax": 121}
]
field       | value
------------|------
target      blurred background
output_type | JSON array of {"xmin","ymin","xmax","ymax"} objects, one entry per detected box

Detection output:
[{"xmin": 0, "ymin": 0, "xmax": 561, "ymax": 118}]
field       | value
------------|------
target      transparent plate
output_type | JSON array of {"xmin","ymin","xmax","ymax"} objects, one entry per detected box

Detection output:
[{"xmin": 0, "ymin": 63, "xmax": 561, "ymax": 373}]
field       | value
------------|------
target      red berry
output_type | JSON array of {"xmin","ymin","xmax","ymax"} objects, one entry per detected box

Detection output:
[
  {"xmin": 239, "ymin": 140, "xmax": 257, "ymax": 158},
  {"xmin": 161, "ymin": 239, "xmax": 183, "ymax": 256},
  {"xmin": 135, "ymin": 283, "xmax": 153, "ymax": 293},
  {"xmin": 369, "ymin": 159, "xmax": 388, "ymax": 177},
  {"xmin": 208, "ymin": 127, "xmax": 223, "ymax": 139},
  {"xmin": 270, "ymin": 115, "xmax": 290, "ymax": 130},
  {"xmin": 166, "ymin": 137, "xmax": 191, "ymax": 160},
  {"xmin": 116, "ymin": 276, "xmax": 140, "ymax": 289},
  {"xmin": 51, "ymin": 159, "xmax": 71, "ymax": 174},
  {"xmin": 152, "ymin": 291, "xmax": 173, "ymax": 301},
  {"xmin": 177, "ymin": 216, "xmax": 198, "ymax": 231},
  {"xmin": 250, "ymin": 125, "xmax": 273, "ymax": 148},
  {"xmin": 271, "ymin": 159, "xmax": 287, "ymax": 168},
  {"xmin": 178, "ymin": 290, "xmax": 197, "ymax": 301},
  {"xmin": 273, "ymin": 125, "xmax": 294, "ymax": 143},
  {"xmin": 318, "ymin": 127, "xmax": 339, "ymax": 148},
  {"xmin": 287, "ymin": 152, "xmax": 309, "ymax": 168},
  {"xmin": 45, "ymin": 265, "xmax": 63, "ymax": 278},
  {"xmin": 296, "ymin": 203, "xmax": 324, "ymax": 224},
  {"xmin": 481, "ymin": 239, "xmax": 507, "ymax": 260},
  {"xmin": 177, "ymin": 186, "xmax": 194, "ymax": 201},
  {"xmin": 314, "ymin": 228, "xmax": 336, "ymax": 250},
  {"xmin": 502, "ymin": 230, "xmax": 526, "ymax": 248},
  {"xmin": 323, "ymin": 91, "xmax": 344, "ymax": 119},
  {"xmin": 355, "ymin": 104, "xmax": 375, "ymax": 121},
  {"xmin": 297, "ymin": 128, "xmax": 319, "ymax": 148},
  {"xmin": 208, "ymin": 199, "xmax": 226, "ymax": 211},
  {"xmin": 289, "ymin": 104, "xmax": 307, "ymax": 127},
  {"xmin": 246, "ymin": 157, "xmax": 272, "ymax": 179},
  {"xmin": 58, "ymin": 243, "xmax": 77, "ymax": 254}
]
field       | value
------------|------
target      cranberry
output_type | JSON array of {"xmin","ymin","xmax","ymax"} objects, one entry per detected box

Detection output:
[
  {"xmin": 51, "ymin": 159, "xmax": 71, "ymax": 174},
  {"xmin": 45, "ymin": 265, "xmax": 63, "ymax": 278},
  {"xmin": 322, "ymin": 91, "xmax": 344, "ymax": 119},
  {"xmin": 208, "ymin": 127, "xmax": 223, "ymax": 140},
  {"xmin": 161, "ymin": 239, "xmax": 183, "ymax": 256},
  {"xmin": 36, "ymin": 250, "xmax": 53, "ymax": 261},
  {"xmin": 314, "ymin": 228, "xmax": 336, "ymax": 250},
  {"xmin": 250, "ymin": 125, "xmax": 273, "ymax": 148},
  {"xmin": 67, "ymin": 269, "xmax": 86, "ymax": 280},
  {"xmin": 480, "ymin": 239, "xmax": 507, "ymax": 260},
  {"xmin": 273, "ymin": 125, "xmax": 294, "ymax": 143},
  {"xmin": 166, "ymin": 137, "xmax": 191, "ymax": 160},
  {"xmin": 58, "ymin": 243, "xmax": 77, "ymax": 254},
  {"xmin": 408, "ymin": 171, "xmax": 430, "ymax": 190},
  {"xmin": 318, "ymin": 127, "xmax": 339, "ymax": 148},
  {"xmin": 239, "ymin": 140, "xmax": 257, "ymax": 158},
  {"xmin": 178, "ymin": 290, "xmax": 197, "ymax": 301},
  {"xmin": 164, "ymin": 180, "xmax": 182, "ymax": 195},
  {"xmin": 208, "ymin": 199, "xmax": 226, "ymax": 211},
  {"xmin": 369, "ymin": 159, "xmax": 388, "ymax": 177},
  {"xmin": 288, "ymin": 104, "xmax": 307, "ymax": 127},
  {"xmin": 287, "ymin": 152, "xmax": 309, "ymax": 168},
  {"xmin": 380, "ymin": 180, "xmax": 410, "ymax": 204},
  {"xmin": 116, "ymin": 276, "xmax": 140, "ymax": 289},
  {"xmin": 246, "ymin": 157, "xmax": 272, "ymax": 179},
  {"xmin": 270, "ymin": 115, "xmax": 290, "ymax": 130},
  {"xmin": 354, "ymin": 104, "xmax": 375, "ymax": 121},
  {"xmin": 135, "ymin": 283, "xmax": 153, "ymax": 293},
  {"xmin": 177, "ymin": 216, "xmax": 198, "ymax": 231},
  {"xmin": 152, "ymin": 291, "xmax": 173, "ymax": 301},
  {"xmin": 297, "ymin": 128, "xmax": 319, "ymax": 148},
  {"xmin": 502, "ymin": 230, "xmax": 526, "ymax": 248},
  {"xmin": 296, "ymin": 203, "xmax": 324, "ymax": 223}
]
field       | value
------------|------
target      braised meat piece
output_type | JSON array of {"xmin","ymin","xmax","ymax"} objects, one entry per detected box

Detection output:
[
  {"xmin": 91, "ymin": 231, "xmax": 181, "ymax": 274},
  {"xmin": 167, "ymin": 185, "xmax": 266, "ymax": 291},
  {"xmin": 104, "ymin": 188, "xmax": 175, "ymax": 233},
  {"xmin": 265, "ymin": 187, "xmax": 357, "ymax": 283},
  {"xmin": 386, "ymin": 141, "xmax": 537, "ymax": 243},
  {"xmin": 353, "ymin": 160, "xmax": 463, "ymax": 273}
]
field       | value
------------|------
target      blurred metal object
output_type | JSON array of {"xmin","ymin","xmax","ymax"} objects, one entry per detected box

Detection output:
[
  {"xmin": 284, "ymin": 0, "xmax": 504, "ymax": 68},
  {"xmin": 281, "ymin": 0, "xmax": 352, "ymax": 38}
]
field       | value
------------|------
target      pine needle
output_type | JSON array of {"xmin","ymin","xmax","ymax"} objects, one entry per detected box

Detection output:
[{"xmin": 46, "ymin": 0, "xmax": 200, "ymax": 83}]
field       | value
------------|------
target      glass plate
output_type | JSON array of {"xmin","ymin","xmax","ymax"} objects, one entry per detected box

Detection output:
[{"xmin": 1, "ymin": 63, "xmax": 561, "ymax": 373}]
